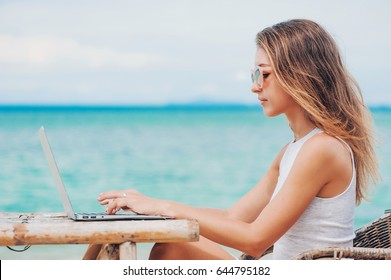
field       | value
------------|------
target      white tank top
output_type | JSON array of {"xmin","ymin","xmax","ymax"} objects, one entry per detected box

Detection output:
[{"xmin": 272, "ymin": 128, "xmax": 356, "ymax": 259}]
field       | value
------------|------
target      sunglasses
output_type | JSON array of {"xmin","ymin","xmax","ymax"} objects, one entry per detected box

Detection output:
[{"xmin": 251, "ymin": 67, "xmax": 263, "ymax": 88}]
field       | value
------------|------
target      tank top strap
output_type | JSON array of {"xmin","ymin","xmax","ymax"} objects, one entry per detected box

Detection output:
[{"xmin": 334, "ymin": 136, "xmax": 356, "ymax": 171}]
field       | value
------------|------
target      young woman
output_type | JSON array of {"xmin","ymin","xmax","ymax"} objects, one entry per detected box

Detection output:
[{"xmin": 98, "ymin": 19, "xmax": 379, "ymax": 260}]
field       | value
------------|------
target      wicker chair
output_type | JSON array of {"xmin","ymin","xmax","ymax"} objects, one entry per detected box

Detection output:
[{"xmin": 240, "ymin": 209, "xmax": 391, "ymax": 260}]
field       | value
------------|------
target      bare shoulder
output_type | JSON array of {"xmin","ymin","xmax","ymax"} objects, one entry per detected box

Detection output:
[
  {"xmin": 286, "ymin": 132, "xmax": 352, "ymax": 198},
  {"xmin": 299, "ymin": 132, "xmax": 352, "ymax": 174},
  {"xmin": 302, "ymin": 132, "xmax": 349, "ymax": 158}
]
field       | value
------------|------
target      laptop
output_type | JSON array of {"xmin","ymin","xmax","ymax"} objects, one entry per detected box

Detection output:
[{"xmin": 38, "ymin": 126, "xmax": 168, "ymax": 221}]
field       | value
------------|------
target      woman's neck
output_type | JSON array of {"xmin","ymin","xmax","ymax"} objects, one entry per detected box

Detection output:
[
  {"xmin": 286, "ymin": 109, "xmax": 316, "ymax": 141},
  {"xmin": 289, "ymin": 123, "xmax": 316, "ymax": 141}
]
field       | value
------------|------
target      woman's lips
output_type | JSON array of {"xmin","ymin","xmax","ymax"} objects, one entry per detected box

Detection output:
[{"xmin": 258, "ymin": 97, "xmax": 268, "ymax": 104}]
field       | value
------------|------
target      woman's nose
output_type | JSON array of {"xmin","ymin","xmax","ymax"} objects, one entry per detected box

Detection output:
[{"xmin": 251, "ymin": 81, "xmax": 262, "ymax": 94}]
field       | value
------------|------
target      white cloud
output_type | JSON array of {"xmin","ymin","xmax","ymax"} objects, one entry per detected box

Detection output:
[{"xmin": 0, "ymin": 34, "xmax": 168, "ymax": 72}]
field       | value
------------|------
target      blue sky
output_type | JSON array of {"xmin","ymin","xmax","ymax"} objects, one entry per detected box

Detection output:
[{"xmin": 0, "ymin": 0, "xmax": 390, "ymax": 105}]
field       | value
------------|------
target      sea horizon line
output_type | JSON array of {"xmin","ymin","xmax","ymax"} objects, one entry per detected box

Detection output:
[{"xmin": 0, "ymin": 103, "xmax": 390, "ymax": 112}]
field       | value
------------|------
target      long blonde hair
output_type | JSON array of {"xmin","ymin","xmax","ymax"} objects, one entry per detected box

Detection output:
[{"xmin": 256, "ymin": 19, "xmax": 379, "ymax": 204}]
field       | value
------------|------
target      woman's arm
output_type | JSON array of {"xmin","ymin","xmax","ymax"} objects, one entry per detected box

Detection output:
[
  {"xmin": 161, "ymin": 135, "xmax": 351, "ymax": 256},
  {"xmin": 99, "ymin": 143, "xmax": 286, "ymax": 222},
  {"xmin": 100, "ymin": 136, "xmax": 349, "ymax": 256}
]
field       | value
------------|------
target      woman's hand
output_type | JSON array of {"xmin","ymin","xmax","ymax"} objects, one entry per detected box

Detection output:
[{"xmin": 97, "ymin": 189, "xmax": 172, "ymax": 216}]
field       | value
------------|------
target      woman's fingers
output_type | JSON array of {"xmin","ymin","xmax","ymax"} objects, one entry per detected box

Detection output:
[
  {"xmin": 99, "ymin": 189, "xmax": 155, "ymax": 215},
  {"xmin": 106, "ymin": 199, "xmax": 119, "ymax": 214},
  {"xmin": 98, "ymin": 189, "xmax": 140, "ymax": 201},
  {"xmin": 106, "ymin": 198, "xmax": 131, "ymax": 214},
  {"xmin": 98, "ymin": 190, "xmax": 121, "ymax": 200}
]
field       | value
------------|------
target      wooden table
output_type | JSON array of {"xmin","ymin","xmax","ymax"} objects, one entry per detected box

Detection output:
[{"xmin": 0, "ymin": 212, "xmax": 199, "ymax": 260}]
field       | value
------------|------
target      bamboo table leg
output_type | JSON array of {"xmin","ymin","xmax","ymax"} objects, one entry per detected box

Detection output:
[
  {"xmin": 119, "ymin": 242, "xmax": 137, "ymax": 260},
  {"xmin": 83, "ymin": 244, "xmax": 103, "ymax": 260}
]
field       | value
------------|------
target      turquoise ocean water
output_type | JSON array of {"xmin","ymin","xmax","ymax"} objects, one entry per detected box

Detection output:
[{"xmin": 0, "ymin": 105, "xmax": 390, "ymax": 259}]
